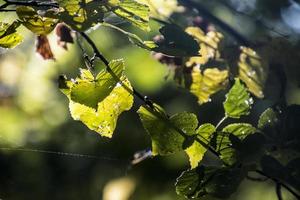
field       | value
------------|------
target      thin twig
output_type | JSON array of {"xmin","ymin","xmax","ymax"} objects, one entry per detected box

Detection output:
[{"xmin": 216, "ymin": 116, "xmax": 227, "ymax": 129}]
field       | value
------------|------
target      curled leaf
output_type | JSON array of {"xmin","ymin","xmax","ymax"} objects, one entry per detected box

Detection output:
[
  {"xmin": 55, "ymin": 23, "xmax": 74, "ymax": 50},
  {"xmin": 36, "ymin": 35, "xmax": 55, "ymax": 60}
]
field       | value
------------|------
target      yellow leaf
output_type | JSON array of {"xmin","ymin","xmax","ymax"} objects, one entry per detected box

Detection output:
[{"xmin": 190, "ymin": 66, "xmax": 228, "ymax": 104}]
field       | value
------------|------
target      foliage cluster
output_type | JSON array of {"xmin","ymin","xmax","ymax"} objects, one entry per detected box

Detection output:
[{"xmin": 0, "ymin": 0, "xmax": 299, "ymax": 199}]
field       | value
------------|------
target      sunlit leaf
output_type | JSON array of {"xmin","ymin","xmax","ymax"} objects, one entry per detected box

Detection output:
[
  {"xmin": 238, "ymin": 47, "xmax": 268, "ymax": 98},
  {"xmin": 70, "ymin": 60, "xmax": 124, "ymax": 109},
  {"xmin": 59, "ymin": 60, "xmax": 133, "ymax": 137},
  {"xmin": 190, "ymin": 66, "xmax": 228, "ymax": 104},
  {"xmin": 138, "ymin": 105, "xmax": 198, "ymax": 155},
  {"xmin": 0, "ymin": 21, "xmax": 23, "ymax": 48},
  {"xmin": 176, "ymin": 166, "xmax": 244, "ymax": 199},
  {"xmin": 108, "ymin": 0, "xmax": 150, "ymax": 31},
  {"xmin": 223, "ymin": 78, "xmax": 253, "ymax": 118},
  {"xmin": 153, "ymin": 24, "xmax": 199, "ymax": 56},
  {"xmin": 137, "ymin": 0, "xmax": 184, "ymax": 19},
  {"xmin": 185, "ymin": 27, "xmax": 223, "ymax": 66},
  {"xmin": 57, "ymin": 0, "xmax": 105, "ymax": 31},
  {"xmin": 185, "ymin": 123, "xmax": 215, "ymax": 168},
  {"xmin": 16, "ymin": 6, "xmax": 58, "ymax": 35}
]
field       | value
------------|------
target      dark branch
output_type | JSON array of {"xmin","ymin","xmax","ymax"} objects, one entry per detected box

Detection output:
[
  {"xmin": 276, "ymin": 183, "xmax": 283, "ymax": 200},
  {"xmin": 178, "ymin": 0, "xmax": 252, "ymax": 46},
  {"xmin": 255, "ymin": 170, "xmax": 300, "ymax": 199},
  {"xmin": 0, "ymin": 0, "xmax": 59, "ymax": 10}
]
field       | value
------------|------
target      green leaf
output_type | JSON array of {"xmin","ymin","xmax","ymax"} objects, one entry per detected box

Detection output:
[
  {"xmin": 190, "ymin": 66, "xmax": 228, "ymax": 104},
  {"xmin": 223, "ymin": 78, "xmax": 253, "ymax": 118},
  {"xmin": 238, "ymin": 47, "xmax": 268, "ymax": 98},
  {"xmin": 0, "ymin": 21, "xmax": 23, "ymax": 48},
  {"xmin": 57, "ymin": 0, "xmax": 105, "ymax": 31},
  {"xmin": 217, "ymin": 123, "xmax": 257, "ymax": 165},
  {"xmin": 153, "ymin": 24, "xmax": 200, "ymax": 56},
  {"xmin": 138, "ymin": 106, "xmax": 198, "ymax": 155},
  {"xmin": 175, "ymin": 167, "xmax": 204, "ymax": 198},
  {"xmin": 176, "ymin": 166, "xmax": 244, "ymax": 199},
  {"xmin": 223, "ymin": 123, "xmax": 257, "ymax": 139},
  {"xmin": 185, "ymin": 123, "xmax": 215, "ymax": 168},
  {"xmin": 258, "ymin": 108, "xmax": 279, "ymax": 130},
  {"xmin": 107, "ymin": 0, "xmax": 150, "ymax": 31},
  {"xmin": 16, "ymin": 6, "xmax": 58, "ymax": 35},
  {"xmin": 59, "ymin": 60, "xmax": 133, "ymax": 138},
  {"xmin": 70, "ymin": 60, "xmax": 124, "ymax": 109}
]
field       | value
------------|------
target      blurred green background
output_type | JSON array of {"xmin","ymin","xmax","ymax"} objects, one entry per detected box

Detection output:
[{"xmin": 0, "ymin": 0, "xmax": 299, "ymax": 199}]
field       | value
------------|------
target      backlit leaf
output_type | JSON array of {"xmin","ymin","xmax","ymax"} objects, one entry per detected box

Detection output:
[
  {"xmin": 138, "ymin": 105, "xmax": 198, "ymax": 155},
  {"xmin": 185, "ymin": 27, "xmax": 223, "ymax": 66},
  {"xmin": 185, "ymin": 123, "xmax": 215, "ymax": 168},
  {"xmin": 190, "ymin": 66, "xmax": 228, "ymax": 104},
  {"xmin": 0, "ymin": 21, "xmax": 23, "ymax": 48},
  {"xmin": 59, "ymin": 60, "xmax": 133, "ymax": 137},
  {"xmin": 57, "ymin": 0, "xmax": 105, "ymax": 31},
  {"xmin": 16, "ymin": 6, "xmax": 58, "ymax": 35},
  {"xmin": 137, "ymin": 0, "xmax": 184, "ymax": 19},
  {"xmin": 238, "ymin": 47, "xmax": 268, "ymax": 98},
  {"xmin": 70, "ymin": 59, "xmax": 124, "ymax": 109},
  {"xmin": 108, "ymin": 0, "xmax": 150, "ymax": 31},
  {"xmin": 223, "ymin": 78, "xmax": 253, "ymax": 118}
]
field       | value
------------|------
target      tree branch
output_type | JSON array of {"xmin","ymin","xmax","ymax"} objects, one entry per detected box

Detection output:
[
  {"xmin": 0, "ymin": 0, "xmax": 59, "ymax": 10},
  {"xmin": 255, "ymin": 170, "xmax": 300, "ymax": 199},
  {"xmin": 276, "ymin": 182, "xmax": 283, "ymax": 200},
  {"xmin": 178, "ymin": 0, "xmax": 252, "ymax": 46},
  {"xmin": 78, "ymin": 31, "xmax": 222, "ymax": 159}
]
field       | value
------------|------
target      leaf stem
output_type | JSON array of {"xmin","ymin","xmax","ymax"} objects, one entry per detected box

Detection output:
[{"xmin": 216, "ymin": 116, "xmax": 227, "ymax": 129}]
